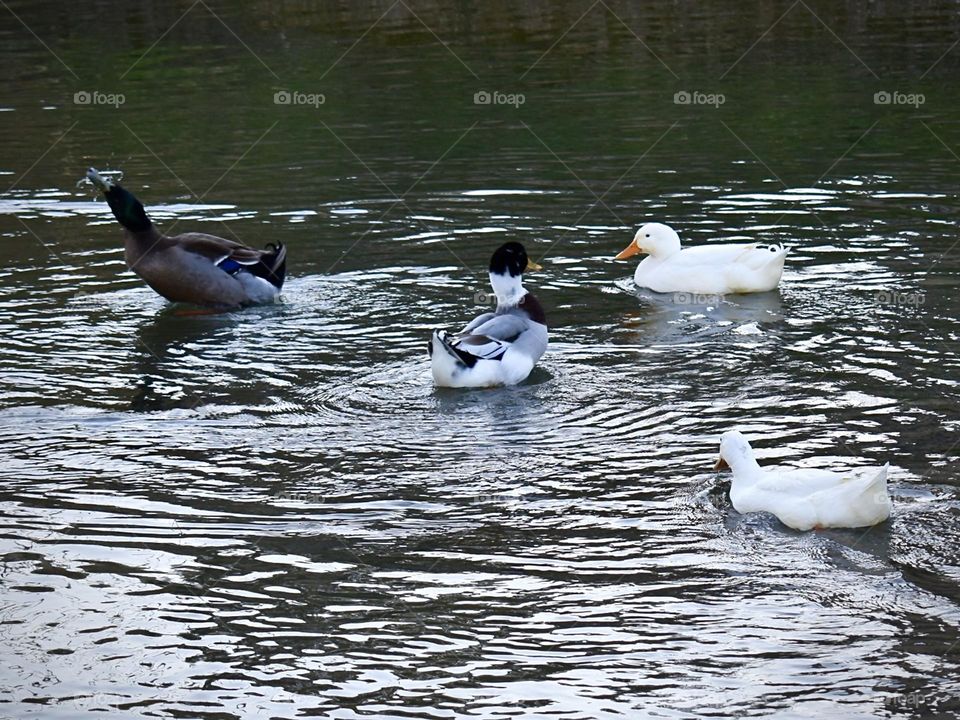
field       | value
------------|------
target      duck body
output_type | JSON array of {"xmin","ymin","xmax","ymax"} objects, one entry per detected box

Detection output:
[
  {"xmin": 87, "ymin": 168, "xmax": 285, "ymax": 308},
  {"xmin": 616, "ymin": 223, "xmax": 787, "ymax": 295},
  {"xmin": 717, "ymin": 431, "xmax": 891, "ymax": 531},
  {"xmin": 429, "ymin": 242, "xmax": 547, "ymax": 388}
]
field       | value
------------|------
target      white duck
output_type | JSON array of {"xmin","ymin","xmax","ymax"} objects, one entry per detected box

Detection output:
[
  {"xmin": 614, "ymin": 222, "xmax": 788, "ymax": 294},
  {"xmin": 715, "ymin": 430, "xmax": 891, "ymax": 531},
  {"xmin": 429, "ymin": 242, "xmax": 547, "ymax": 388}
]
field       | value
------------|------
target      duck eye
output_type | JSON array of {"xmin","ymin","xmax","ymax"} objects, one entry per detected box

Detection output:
[{"xmin": 645, "ymin": 234, "xmax": 650, "ymax": 238}]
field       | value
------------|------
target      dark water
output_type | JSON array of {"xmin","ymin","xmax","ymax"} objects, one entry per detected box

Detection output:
[{"xmin": 2, "ymin": 1, "xmax": 960, "ymax": 717}]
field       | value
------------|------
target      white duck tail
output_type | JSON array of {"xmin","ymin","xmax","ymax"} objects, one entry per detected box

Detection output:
[
  {"xmin": 748, "ymin": 244, "xmax": 789, "ymax": 271},
  {"xmin": 802, "ymin": 463, "xmax": 891, "ymax": 531},
  {"xmin": 429, "ymin": 330, "xmax": 466, "ymax": 386},
  {"xmin": 722, "ymin": 244, "xmax": 789, "ymax": 294}
]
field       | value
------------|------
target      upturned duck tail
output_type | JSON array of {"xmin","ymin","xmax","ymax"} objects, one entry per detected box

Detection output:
[{"xmin": 253, "ymin": 243, "xmax": 287, "ymax": 290}]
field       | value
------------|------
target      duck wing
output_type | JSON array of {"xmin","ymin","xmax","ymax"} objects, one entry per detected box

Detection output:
[
  {"xmin": 453, "ymin": 333, "xmax": 509, "ymax": 362},
  {"xmin": 449, "ymin": 313, "xmax": 539, "ymax": 367},
  {"xmin": 759, "ymin": 468, "xmax": 848, "ymax": 495},
  {"xmin": 460, "ymin": 312, "xmax": 497, "ymax": 335},
  {"xmin": 804, "ymin": 464, "xmax": 891, "ymax": 528},
  {"xmin": 670, "ymin": 243, "xmax": 759, "ymax": 267},
  {"xmin": 173, "ymin": 232, "xmax": 265, "ymax": 265},
  {"xmin": 433, "ymin": 313, "xmax": 519, "ymax": 367},
  {"xmin": 174, "ymin": 233, "xmax": 287, "ymax": 288},
  {"xmin": 464, "ymin": 313, "xmax": 529, "ymax": 342},
  {"xmin": 806, "ymin": 464, "xmax": 889, "ymax": 502}
]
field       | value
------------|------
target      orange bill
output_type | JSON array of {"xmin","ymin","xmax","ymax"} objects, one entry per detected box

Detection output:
[
  {"xmin": 713, "ymin": 457, "xmax": 730, "ymax": 471},
  {"xmin": 614, "ymin": 241, "xmax": 643, "ymax": 260}
]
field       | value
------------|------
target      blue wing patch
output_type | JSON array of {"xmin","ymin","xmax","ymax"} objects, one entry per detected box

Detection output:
[{"xmin": 217, "ymin": 258, "xmax": 242, "ymax": 275}]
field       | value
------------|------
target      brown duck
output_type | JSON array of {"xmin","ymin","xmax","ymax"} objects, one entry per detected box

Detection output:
[{"xmin": 86, "ymin": 167, "xmax": 286, "ymax": 308}]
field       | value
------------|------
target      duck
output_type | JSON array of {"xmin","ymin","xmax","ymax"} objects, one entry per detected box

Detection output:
[
  {"xmin": 715, "ymin": 430, "xmax": 891, "ymax": 531},
  {"xmin": 614, "ymin": 222, "xmax": 787, "ymax": 295},
  {"xmin": 86, "ymin": 167, "xmax": 286, "ymax": 308},
  {"xmin": 428, "ymin": 242, "xmax": 547, "ymax": 388}
]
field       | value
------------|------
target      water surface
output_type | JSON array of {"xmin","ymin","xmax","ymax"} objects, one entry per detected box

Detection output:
[{"xmin": 2, "ymin": 1, "xmax": 960, "ymax": 718}]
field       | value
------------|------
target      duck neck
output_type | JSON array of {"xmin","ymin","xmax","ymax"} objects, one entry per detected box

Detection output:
[
  {"xmin": 489, "ymin": 271, "xmax": 525, "ymax": 308},
  {"xmin": 727, "ymin": 451, "xmax": 763, "ymax": 482},
  {"xmin": 123, "ymin": 226, "xmax": 164, "ymax": 267},
  {"xmin": 651, "ymin": 249, "xmax": 679, "ymax": 261}
]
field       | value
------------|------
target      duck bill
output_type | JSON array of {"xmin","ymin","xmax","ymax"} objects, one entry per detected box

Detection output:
[
  {"xmin": 614, "ymin": 241, "xmax": 643, "ymax": 260},
  {"xmin": 714, "ymin": 456, "xmax": 730, "ymax": 471},
  {"xmin": 525, "ymin": 260, "xmax": 543, "ymax": 271},
  {"xmin": 86, "ymin": 168, "xmax": 113, "ymax": 193}
]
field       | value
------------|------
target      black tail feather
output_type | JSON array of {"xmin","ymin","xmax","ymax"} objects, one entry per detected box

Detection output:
[
  {"xmin": 436, "ymin": 331, "xmax": 478, "ymax": 368},
  {"xmin": 452, "ymin": 344, "xmax": 479, "ymax": 367},
  {"xmin": 252, "ymin": 242, "xmax": 287, "ymax": 289}
]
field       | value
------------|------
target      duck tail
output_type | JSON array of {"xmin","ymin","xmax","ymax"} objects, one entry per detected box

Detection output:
[
  {"xmin": 252, "ymin": 242, "xmax": 286, "ymax": 289},
  {"xmin": 860, "ymin": 462, "xmax": 891, "ymax": 521},
  {"xmin": 867, "ymin": 463, "xmax": 889, "ymax": 492},
  {"xmin": 429, "ymin": 330, "xmax": 476, "ymax": 386},
  {"xmin": 433, "ymin": 330, "xmax": 479, "ymax": 367},
  {"xmin": 765, "ymin": 244, "xmax": 790, "ymax": 265}
]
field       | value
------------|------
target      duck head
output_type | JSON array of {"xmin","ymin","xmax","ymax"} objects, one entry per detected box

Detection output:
[
  {"xmin": 615, "ymin": 222, "xmax": 682, "ymax": 260},
  {"xmin": 87, "ymin": 167, "xmax": 152, "ymax": 233},
  {"xmin": 488, "ymin": 242, "xmax": 542, "ymax": 305},
  {"xmin": 715, "ymin": 430, "xmax": 761, "ymax": 475}
]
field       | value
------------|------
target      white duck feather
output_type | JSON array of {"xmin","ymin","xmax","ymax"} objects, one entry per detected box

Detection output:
[
  {"xmin": 716, "ymin": 430, "xmax": 891, "ymax": 531},
  {"xmin": 616, "ymin": 223, "xmax": 787, "ymax": 295}
]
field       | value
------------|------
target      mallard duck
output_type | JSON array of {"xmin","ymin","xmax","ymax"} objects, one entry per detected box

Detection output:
[
  {"xmin": 429, "ymin": 242, "xmax": 547, "ymax": 388},
  {"xmin": 614, "ymin": 222, "xmax": 787, "ymax": 295},
  {"xmin": 715, "ymin": 430, "xmax": 891, "ymax": 531},
  {"xmin": 86, "ymin": 168, "xmax": 286, "ymax": 308}
]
